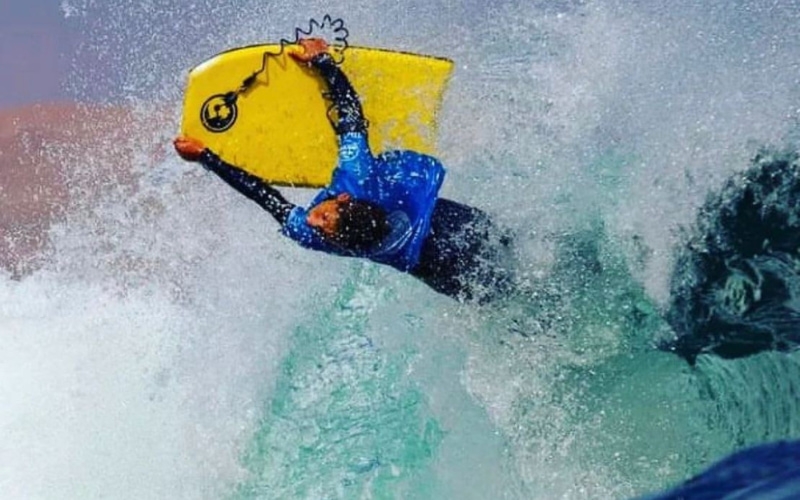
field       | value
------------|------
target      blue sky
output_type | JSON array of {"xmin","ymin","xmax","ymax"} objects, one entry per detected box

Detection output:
[
  {"xmin": 0, "ymin": 2, "xmax": 82, "ymax": 108},
  {"xmin": 0, "ymin": 1, "xmax": 271, "ymax": 108}
]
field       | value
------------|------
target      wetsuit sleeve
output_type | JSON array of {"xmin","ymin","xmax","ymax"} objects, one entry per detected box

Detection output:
[
  {"xmin": 310, "ymin": 53, "xmax": 368, "ymax": 135},
  {"xmin": 198, "ymin": 149, "xmax": 295, "ymax": 226}
]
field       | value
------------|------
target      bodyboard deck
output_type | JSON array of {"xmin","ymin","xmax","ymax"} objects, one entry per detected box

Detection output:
[{"xmin": 180, "ymin": 44, "xmax": 454, "ymax": 187}]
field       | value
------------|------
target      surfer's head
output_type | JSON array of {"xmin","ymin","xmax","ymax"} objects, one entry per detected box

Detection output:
[{"xmin": 307, "ymin": 193, "xmax": 390, "ymax": 251}]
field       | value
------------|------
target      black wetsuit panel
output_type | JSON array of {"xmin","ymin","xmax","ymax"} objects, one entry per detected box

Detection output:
[
  {"xmin": 312, "ymin": 53, "xmax": 367, "ymax": 135},
  {"xmin": 199, "ymin": 150, "xmax": 295, "ymax": 225},
  {"xmin": 412, "ymin": 199, "xmax": 515, "ymax": 303}
]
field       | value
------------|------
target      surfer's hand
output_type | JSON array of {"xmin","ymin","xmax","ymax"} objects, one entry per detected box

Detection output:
[
  {"xmin": 173, "ymin": 136, "xmax": 206, "ymax": 162},
  {"xmin": 290, "ymin": 38, "xmax": 329, "ymax": 63}
]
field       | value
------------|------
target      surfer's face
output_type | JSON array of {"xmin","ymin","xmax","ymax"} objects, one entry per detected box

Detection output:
[{"xmin": 307, "ymin": 193, "xmax": 351, "ymax": 236}]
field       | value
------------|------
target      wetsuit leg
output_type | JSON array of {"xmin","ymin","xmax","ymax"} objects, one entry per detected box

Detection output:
[{"xmin": 411, "ymin": 199, "xmax": 515, "ymax": 303}]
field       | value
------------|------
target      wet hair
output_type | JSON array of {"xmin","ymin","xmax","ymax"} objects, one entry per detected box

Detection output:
[{"xmin": 325, "ymin": 197, "xmax": 390, "ymax": 251}]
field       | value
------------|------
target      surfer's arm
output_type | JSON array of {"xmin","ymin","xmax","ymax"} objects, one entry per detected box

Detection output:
[
  {"xmin": 199, "ymin": 149, "xmax": 295, "ymax": 226},
  {"xmin": 310, "ymin": 53, "xmax": 368, "ymax": 135}
]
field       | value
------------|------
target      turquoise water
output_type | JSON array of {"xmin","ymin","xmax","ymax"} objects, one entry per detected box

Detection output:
[{"xmin": 4, "ymin": 1, "xmax": 800, "ymax": 498}]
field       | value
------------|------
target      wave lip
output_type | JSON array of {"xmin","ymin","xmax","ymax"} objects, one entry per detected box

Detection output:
[
  {"xmin": 665, "ymin": 150, "xmax": 800, "ymax": 363},
  {"xmin": 637, "ymin": 439, "xmax": 800, "ymax": 500}
]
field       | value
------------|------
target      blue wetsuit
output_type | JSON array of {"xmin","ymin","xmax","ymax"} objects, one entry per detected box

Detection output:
[
  {"xmin": 282, "ymin": 131, "xmax": 445, "ymax": 272},
  {"xmin": 198, "ymin": 53, "xmax": 514, "ymax": 302}
]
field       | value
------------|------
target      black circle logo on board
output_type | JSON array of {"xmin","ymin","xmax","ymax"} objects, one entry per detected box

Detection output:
[{"xmin": 200, "ymin": 94, "xmax": 237, "ymax": 133}]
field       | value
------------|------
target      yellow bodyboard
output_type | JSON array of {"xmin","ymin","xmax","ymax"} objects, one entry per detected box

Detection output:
[{"xmin": 180, "ymin": 44, "xmax": 454, "ymax": 187}]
